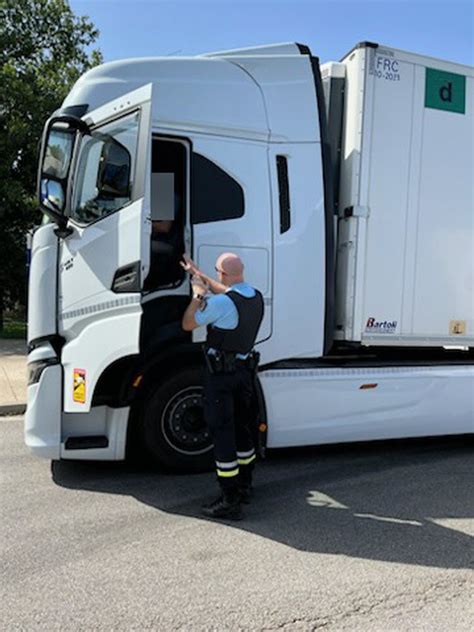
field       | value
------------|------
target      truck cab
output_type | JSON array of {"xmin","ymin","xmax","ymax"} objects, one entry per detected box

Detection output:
[{"xmin": 25, "ymin": 43, "xmax": 331, "ymax": 468}]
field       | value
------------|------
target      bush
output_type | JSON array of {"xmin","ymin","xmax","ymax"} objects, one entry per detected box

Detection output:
[{"xmin": 0, "ymin": 320, "xmax": 27, "ymax": 339}]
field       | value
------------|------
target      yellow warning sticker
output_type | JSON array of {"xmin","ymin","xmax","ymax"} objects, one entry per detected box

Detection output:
[
  {"xmin": 449, "ymin": 320, "xmax": 466, "ymax": 335},
  {"xmin": 73, "ymin": 369, "xmax": 86, "ymax": 403}
]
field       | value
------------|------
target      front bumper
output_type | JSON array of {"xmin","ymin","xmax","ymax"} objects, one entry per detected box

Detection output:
[{"xmin": 25, "ymin": 361, "xmax": 62, "ymax": 460}]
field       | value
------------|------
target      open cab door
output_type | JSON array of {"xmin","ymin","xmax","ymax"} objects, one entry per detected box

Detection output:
[{"xmin": 39, "ymin": 84, "xmax": 154, "ymax": 411}]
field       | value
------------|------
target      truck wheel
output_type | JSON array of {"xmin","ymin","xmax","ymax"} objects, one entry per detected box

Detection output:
[{"xmin": 142, "ymin": 367, "xmax": 214, "ymax": 472}]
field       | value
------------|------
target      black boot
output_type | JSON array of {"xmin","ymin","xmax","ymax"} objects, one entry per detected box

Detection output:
[
  {"xmin": 238, "ymin": 484, "xmax": 253, "ymax": 504},
  {"xmin": 238, "ymin": 465, "xmax": 254, "ymax": 504},
  {"xmin": 201, "ymin": 489, "xmax": 243, "ymax": 520}
]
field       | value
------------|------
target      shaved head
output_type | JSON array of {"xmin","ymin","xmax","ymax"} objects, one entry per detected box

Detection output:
[{"xmin": 216, "ymin": 252, "xmax": 244, "ymax": 284}]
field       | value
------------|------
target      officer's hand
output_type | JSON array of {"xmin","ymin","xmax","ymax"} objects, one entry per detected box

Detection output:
[
  {"xmin": 180, "ymin": 254, "xmax": 200, "ymax": 277},
  {"xmin": 191, "ymin": 275, "xmax": 208, "ymax": 295}
]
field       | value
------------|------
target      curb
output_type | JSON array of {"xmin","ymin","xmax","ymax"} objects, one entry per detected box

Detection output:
[{"xmin": 0, "ymin": 404, "xmax": 26, "ymax": 416}]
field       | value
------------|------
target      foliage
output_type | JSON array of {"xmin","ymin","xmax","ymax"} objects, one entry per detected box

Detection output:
[
  {"xmin": 0, "ymin": 0, "xmax": 102, "ymax": 328},
  {"xmin": 0, "ymin": 320, "xmax": 27, "ymax": 339}
]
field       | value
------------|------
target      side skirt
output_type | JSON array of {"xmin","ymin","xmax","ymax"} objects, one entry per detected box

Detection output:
[{"xmin": 260, "ymin": 364, "xmax": 474, "ymax": 448}]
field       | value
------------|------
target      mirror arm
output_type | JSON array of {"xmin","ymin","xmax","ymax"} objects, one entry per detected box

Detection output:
[
  {"xmin": 49, "ymin": 114, "xmax": 90, "ymax": 135},
  {"xmin": 54, "ymin": 224, "xmax": 74, "ymax": 239},
  {"xmin": 51, "ymin": 211, "xmax": 73, "ymax": 238},
  {"xmin": 39, "ymin": 202, "xmax": 73, "ymax": 239}
]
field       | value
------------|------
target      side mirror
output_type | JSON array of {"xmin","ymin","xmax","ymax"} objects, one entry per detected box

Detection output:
[
  {"xmin": 38, "ymin": 120, "xmax": 78, "ymax": 237},
  {"xmin": 39, "ymin": 178, "xmax": 72, "ymax": 237},
  {"xmin": 40, "ymin": 178, "xmax": 65, "ymax": 213},
  {"xmin": 96, "ymin": 138, "xmax": 131, "ymax": 198}
]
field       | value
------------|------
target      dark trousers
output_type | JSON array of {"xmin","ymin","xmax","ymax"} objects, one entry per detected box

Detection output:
[{"xmin": 203, "ymin": 364, "xmax": 256, "ymax": 491}]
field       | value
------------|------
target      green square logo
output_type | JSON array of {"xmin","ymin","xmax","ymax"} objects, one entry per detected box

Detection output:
[{"xmin": 425, "ymin": 68, "xmax": 466, "ymax": 114}]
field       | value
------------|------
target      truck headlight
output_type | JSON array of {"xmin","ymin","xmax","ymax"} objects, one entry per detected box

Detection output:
[{"xmin": 28, "ymin": 359, "xmax": 58, "ymax": 386}]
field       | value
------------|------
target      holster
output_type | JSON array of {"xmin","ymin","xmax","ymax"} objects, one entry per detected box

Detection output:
[
  {"xmin": 246, "ymin": 351, "xmax": 260, "ymax": 373},
  {"xmin": 204, "ymin": 349, "xmax": 237, "ymax": 375},
  {"xmin": 203, "ymin": 347, "xmax": 260, "ymax": 376}
]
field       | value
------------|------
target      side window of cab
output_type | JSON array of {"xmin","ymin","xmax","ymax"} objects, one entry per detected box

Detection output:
[{"xmin": 191, "ymin": 153, "xmax": 244, "ymax": 224}]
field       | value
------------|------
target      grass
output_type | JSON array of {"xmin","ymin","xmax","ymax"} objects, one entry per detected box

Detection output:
[{"xmin": 0, "ymin": 320, "xmax": 27, "ymax": 340}]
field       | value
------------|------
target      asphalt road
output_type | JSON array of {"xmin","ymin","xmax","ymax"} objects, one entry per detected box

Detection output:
[{"xmin": 1, "ymin": 415, "xmax": 473, "ymax": 630}]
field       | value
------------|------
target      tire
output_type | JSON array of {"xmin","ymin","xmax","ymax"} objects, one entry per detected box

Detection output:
[{"xmin": 141, "ymin": 366, "xmax": 214, "ymax": 472}]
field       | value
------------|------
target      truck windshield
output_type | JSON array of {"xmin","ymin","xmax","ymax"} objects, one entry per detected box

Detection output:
[{"xmin": 71, "ymin": 111, "xmax": 140, "ymax": 224}]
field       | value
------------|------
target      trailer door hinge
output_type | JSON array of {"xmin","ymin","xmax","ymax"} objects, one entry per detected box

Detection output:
[{"xmin": 342, "ymin": 205, "xmax": 370, "ymax": 218}]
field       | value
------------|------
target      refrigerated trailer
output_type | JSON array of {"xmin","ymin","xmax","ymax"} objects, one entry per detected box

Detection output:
[{"xmin": 25, "ymin": 42, "xmax": 474, "ymax": 470}]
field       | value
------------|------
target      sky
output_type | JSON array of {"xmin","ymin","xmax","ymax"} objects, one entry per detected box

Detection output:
[{"xmin": 70, "ymin": 0, "xmax": 473, "ymax": 67}]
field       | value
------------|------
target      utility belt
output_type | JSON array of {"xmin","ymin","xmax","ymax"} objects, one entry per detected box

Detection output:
[{"xmin": 203, "ymin": 346, "xmax": 260, "ymax": 375}]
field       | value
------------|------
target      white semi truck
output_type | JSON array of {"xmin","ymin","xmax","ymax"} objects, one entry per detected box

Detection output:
[{"xmin": 25, "ymin": 42, "xmax": 473, "ymax": 470}]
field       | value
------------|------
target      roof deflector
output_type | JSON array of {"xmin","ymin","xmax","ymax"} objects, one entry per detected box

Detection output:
[{"xmin": 202, "ymin": 42, "xmax": 305, "ymax": 58}]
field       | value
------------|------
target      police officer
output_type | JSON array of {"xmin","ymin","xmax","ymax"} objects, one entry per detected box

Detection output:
[{"xmin": 181, "ymin": 252, "xmax": 264, "ymax": 520}]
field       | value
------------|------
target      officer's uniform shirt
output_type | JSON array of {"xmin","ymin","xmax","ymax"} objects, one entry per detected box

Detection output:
[{"xmin": 194, "ymin": 282, "xmax": 256, "ymax": 359}]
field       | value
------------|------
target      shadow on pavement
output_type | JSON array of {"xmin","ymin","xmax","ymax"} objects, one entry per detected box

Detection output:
[{"xmin": 52, "ymin": 436, "xmax": 473, "ymax": 570}]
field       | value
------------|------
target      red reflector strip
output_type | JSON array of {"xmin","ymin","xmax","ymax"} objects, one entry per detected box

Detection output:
[{"xmin": 360, "ymin": 383, "xmax": 378, "ymax": 390}]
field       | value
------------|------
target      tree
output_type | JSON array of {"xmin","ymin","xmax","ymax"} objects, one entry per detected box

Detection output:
[{"xmin": 0, "ymin": 0, "xmax": 102, "ymax": 330}]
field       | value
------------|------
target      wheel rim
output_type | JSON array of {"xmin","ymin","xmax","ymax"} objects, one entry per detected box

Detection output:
[{"xmin": 161, "ymin": 386, "xmax": 213, "ymax": 456}]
